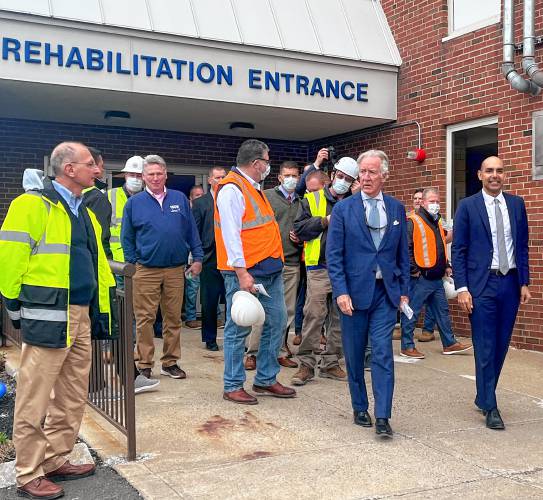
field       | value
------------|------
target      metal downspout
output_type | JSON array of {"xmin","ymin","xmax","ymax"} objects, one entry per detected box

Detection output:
[
  {"xmin": 521, "ymin": 0, "xmax": 543, "ymax": 87},
  {"xmin": 502, "ymin": 0, "xmax": 540, "ymax": 95}
]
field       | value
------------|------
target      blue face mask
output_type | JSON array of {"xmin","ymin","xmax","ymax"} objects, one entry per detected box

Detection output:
[
  {"xmin": 332, "ymin": 178, "xmax": 351, "ymax": 195},
  {"xmin": 282, "ymin": 176, "xmax": 298, "ymax": 192}
]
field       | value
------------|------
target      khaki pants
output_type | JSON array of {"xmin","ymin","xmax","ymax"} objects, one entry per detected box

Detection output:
[
  {"xmin": 247, "ymin": 265, "xmax": 300, "ymax": 355},
  {"xmin": 297, "ymin": 268, "xmax": 343, "ymax": 370},
  {"xmin": 14, "ymin": 305, "xmax": 91, "ymax": 487},
  {"xmin": 133, "ymin": 264, "xmax": 184, "ymax": 369}
]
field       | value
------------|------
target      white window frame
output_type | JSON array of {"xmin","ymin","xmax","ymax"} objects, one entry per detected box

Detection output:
[
  {"xmin": 446, "ymin": 116, "xmax": 498, "ymax": 219},
  {"xmin": 443, "ymin": 0, "xmax": 500, "ymax": 42}
]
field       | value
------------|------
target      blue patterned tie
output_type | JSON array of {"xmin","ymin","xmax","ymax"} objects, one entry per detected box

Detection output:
[{"xmin": 368, "ymin": 198, "xmax": 381, "ymax": 249}]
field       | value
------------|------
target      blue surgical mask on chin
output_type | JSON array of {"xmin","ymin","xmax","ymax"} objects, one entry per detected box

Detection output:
[{"xmin": 332, "ymin": 178, "xmax": 351, "ymax": 195}]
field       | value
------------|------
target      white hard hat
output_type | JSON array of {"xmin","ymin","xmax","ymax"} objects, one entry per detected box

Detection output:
[
  {"xmin": 231, "ymin": 291, "xmax": 265, "ymax": 327},
  {"xmin": 334, "ymin": 157, "xmax": 359, "ymax": 179},
  {"xmin": 122, "ymin": 156, "xmax": 144, "ymax": 173},
  {"xmin": 443, "ymin": 277, "xmax": 458, "ymax": 300}
]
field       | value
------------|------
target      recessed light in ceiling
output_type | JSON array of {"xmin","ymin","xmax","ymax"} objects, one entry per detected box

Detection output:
[
  {"xmin": 104, "ymin": 110, "xmax": 131, "ymax": 120},
  {"xmin": 229, "ymin": 121, "xmax": 255, "ymax": 130}
]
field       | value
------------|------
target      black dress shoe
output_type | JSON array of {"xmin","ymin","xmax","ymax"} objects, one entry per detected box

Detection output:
[
  {"xmin": 206, "ymin": 341, "xmax": 219, "ymax": 351},
  {"xmin": 375, "ymin": 418, "xmax": 393, "ymax": 437},
  {"xmin": 485, "ymin": 408, "xmax": 505, "ymax": 430},
  {"xmin": 354, "ymin": 410, "xmax": 373, "ymax": 427}
]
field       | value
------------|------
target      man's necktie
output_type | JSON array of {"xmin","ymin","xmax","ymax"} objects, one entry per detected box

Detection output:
[
  {"xmin": 494, "ymin": 198, "xmax": 509, "ymax": 275},
  {"xmin": 368, "ymin": 198, "xmax": 381, "ymax": 249}
]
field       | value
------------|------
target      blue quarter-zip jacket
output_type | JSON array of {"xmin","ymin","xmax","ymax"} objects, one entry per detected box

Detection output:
[{"xmin": 121, "ymin": 189, "xmax": 203, "ymax": 267}]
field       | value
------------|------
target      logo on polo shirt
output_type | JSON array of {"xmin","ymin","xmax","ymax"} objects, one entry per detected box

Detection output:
[{"xmin": 170, "ymin": 204, "xmax": 180, "ymax": 213}]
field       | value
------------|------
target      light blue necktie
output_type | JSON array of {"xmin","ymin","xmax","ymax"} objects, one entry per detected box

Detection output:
[{"xmin": 368, "ymin": 198, "xmax": 381, "ymax": 249}]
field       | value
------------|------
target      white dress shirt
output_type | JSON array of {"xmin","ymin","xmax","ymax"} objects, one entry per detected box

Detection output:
[
  {"xmin": 360, "ymin": 190, "xmax": 387, "ymax": 278},
  {"xmin": 457, "ymin": 190, "xmax": 516, "ymax": 294},
  {"xmin": 216, "ymin": 169, "xmax": 261, "ymax": 268}
]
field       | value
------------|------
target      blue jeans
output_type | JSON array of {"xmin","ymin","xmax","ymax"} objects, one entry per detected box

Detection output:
[
  {"xmin": 401, "ymin": 276, "xmax": 457, "ymax": 350},
  {"xmin": 222, "ymin": 271, "xmax": 287, "ymax": 392},
  {"xmin": 183, "ymin": 274, "xmax": 200, "ymax": 321}
]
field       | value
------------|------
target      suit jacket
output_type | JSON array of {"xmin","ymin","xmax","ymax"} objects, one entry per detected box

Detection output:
[
  {"xmin": 192, "ymin": 192, "xmax": 216, "ymax": 267},
  {"xmin": 451, "ymin": 190, "xmax": 529, "ymax": 298},
  {"xmin": 326, "ymin": 193, "xmax": 410, "ymax": 310}
]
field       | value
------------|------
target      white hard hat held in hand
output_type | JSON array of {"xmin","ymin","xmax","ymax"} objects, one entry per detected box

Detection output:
[
  {"xmin": 231, "ymin": 291, "xmax": 265, "ymax": 327},
  {"xmin": 442, "ymin": 277, "xmax": 458, "ymax": 300},
  {"xmin": 334, "ymin": 157, "xmax": 359, "ymax": 179}
]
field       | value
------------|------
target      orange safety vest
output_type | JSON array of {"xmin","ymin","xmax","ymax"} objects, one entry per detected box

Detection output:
[
  {"xmin": 214, "ymin": 170, "xmax": 284, "ymax": 271},
  {"xmin": 408, "ymin": 212, "xmax": 447, "ymax": 269}
]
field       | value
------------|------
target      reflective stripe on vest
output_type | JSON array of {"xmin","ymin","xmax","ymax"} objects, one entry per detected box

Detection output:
[
  {"xmin": 304, "ymin": 189, "xmax": 327, "ymax": 266},
  {"xmin": 0, "ymin": 229, "xmax": 69, "ymax": 255},
  {"xmin": 409, "ymin": 213, "xmax": 447, "ymax": 269},
  {"xmin": 7, "ymin": 309, "xmax": 21, "ymax": 320},
  {"xmin": 108, "ymin": 187, "xmax": 127, "ymax": 262},
  {"xmin": 21, "ymin": 307, "xmax": 68, "ymax": 322},
  {"xmin": 0, "ymin": 230, "xmax": 36, "ymax": 247}
]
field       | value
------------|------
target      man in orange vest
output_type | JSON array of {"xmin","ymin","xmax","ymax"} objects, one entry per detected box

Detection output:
[
  {"xmin": 400, "ymin": 188, "xmax": 472, "ymax": 358},
  {"xmin": 214, "ymin": 139, "xmax": 297, "ymax": 405}
]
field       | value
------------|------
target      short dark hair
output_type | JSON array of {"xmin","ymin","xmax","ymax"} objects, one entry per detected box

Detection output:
[
  {"xmin": 88, "ymin": 146, "xmax": 102, "ymax": 163},
  {"xmin": 279, "ymin": 161, "xmax": 299, "ymax": 175},
  {"xmin": 208, "ymin": 166, "xmax": 226, "ymax": 176},
  {"xmin": 190, "ymin": 184, "xmax": 204, "ymax": 196},
  {"xmin": 413, "ymin": 188, "xmax": 423, "ymax": 196},
  {"xmin": 236, "ymin": 139, "xmax": 269, "ymax": 167}
]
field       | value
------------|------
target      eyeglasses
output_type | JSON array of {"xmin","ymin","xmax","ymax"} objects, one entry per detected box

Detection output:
[
  {"xmin": 255, "ymin": 158, "xmax": 271, "ymax": 167},
  {"xmin": 67, "ymin": 161, "xmax": 96, "ymax": 168}
]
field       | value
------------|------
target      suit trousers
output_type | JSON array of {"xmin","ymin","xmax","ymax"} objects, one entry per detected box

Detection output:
[
  {"xmin": 247, "ymin": 265, "xmax": 300, "ymax": 355},
  {"xmin": 133, "ymin": 264, "xmax": 184, "ymax": 369},
  {"xmin": 340, "ymin": 281, "xmax": 396, "ymax": 418},
  {"xmin": 297, "ymin": 268, "xmax": 343, "ymax": 370},
  {"xmin": 470, "ymin": 271, "xmax": 520, "ymax": 411},
  {"xmin": 200, "ymin": 265, "xmax": 225, "ymax": 344},
  {"xmin": 14, "ymin": 305, "xmax": 92, "ymax": 487}
]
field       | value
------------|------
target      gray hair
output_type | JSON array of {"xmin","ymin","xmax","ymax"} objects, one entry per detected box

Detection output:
[
  {"xmin": 422, "ymin": 187, "xmax": 439, "ymax": 199},
  {"xmin": 143, "ymin": 154, "xmax": 167, "ymax": 172},
  {"xmin": 236, "ymin": 139, "xmax": 269, "ymax": 167},
  {"xmin": 356, "ymin": 149, "xmax": 390, "ymax": 175},
  {"xmin": 50, "ymin": 142, "xmax": 85, "ymax": 176}
]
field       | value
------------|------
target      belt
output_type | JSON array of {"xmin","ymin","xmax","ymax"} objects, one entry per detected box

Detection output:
[{"xmin": 489, "ymin": 268, "xmax": 517, "ymax": 276}]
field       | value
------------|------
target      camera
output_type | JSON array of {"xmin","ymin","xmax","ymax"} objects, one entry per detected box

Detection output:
[{"xmin": 324, "ymin": 146, "xmax": 337, "ymax": 172}]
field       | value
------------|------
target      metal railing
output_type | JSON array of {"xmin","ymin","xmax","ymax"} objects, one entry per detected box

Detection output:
[{"xmin": 1, "ymin": 261, "xmax": 137, "ymax": 460}]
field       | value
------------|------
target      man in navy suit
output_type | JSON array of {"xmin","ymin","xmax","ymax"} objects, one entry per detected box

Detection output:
[
  {"xmin": 452, "ymin": 156, "xmax": 530, "ymax": 430},
  {"xmin": 326, "ymin": 149, "xmax": 410, "ymax": 437}
]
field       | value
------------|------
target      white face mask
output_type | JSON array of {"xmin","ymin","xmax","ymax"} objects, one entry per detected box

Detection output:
[
  {"xmin": 427, "ymin": 202, "xmax": 440, "ymax": 217},
  {"xmin": 332, "ymin": 178, "xmax": 351, "ymax": 195},
  {"xmin": 282, "ymin": 176, "xmax": 298, "ymax": 192},
  {"xmin": 126, "ymin": 177, "xmax": 143, "ymax": 192},
  {"xmin": 261, "ymin": 163, "xmax": 271, "ymax": 181}
]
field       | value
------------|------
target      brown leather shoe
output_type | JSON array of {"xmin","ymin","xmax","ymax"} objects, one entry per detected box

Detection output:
[
  {"xmin": 223, "ymin": 388, "xmax": 258, "ymax": 405},
  {"xmin": 291, "ymin": 365, "xmax": 315, "ymax": 386},
  {"xmin": 319, "ymin": 366, "xmax": 347, "ymax": 381},
  {"xmin": 46, "ymin": 461, "xmax": 96, "ymax": 481},
  {"xmin": 293, "ymin": 335, "xmax": 302, "ymax": 346},
  {"xmin": 278, "ymin": 357, "xmax": 298, "ymax": 368},
  {"xmin": 17, "ymin": 477, "xmax": 64, "ymax": 499},
  {"xmin": 400, "ymin": 348, "xmax": 425, "ymax": 359},
  {"xmin": 442, "ymin": 342, "xmax": 473, "ymax": 355},
  {"xmin": 244, "ymin": 355, "xmax": 256, "ymax": 371},
  {"xmin": 417, "ymin": 331, "xmax": 436, "ymax": 342},
  {"xmin": 185, "ymin": 320, "xmax": 202, "ymax": 329},
  {"xmin": 252, "ymin": 382, "xmax": 296, "ymax": 398}
]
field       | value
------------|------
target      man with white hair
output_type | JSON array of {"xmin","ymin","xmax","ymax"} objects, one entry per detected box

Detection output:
[
  {"xmin": 122, "ymin": 155, "xmax": 203, "ymax": 381},
  {"xmin": 327, "ymin": 149, "xmax": 410, "ymax": 437}
]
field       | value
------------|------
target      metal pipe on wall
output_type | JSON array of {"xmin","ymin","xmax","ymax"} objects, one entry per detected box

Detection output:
[
  {"xmin": 521, "ymin": 0, "xmax": 543, "ymax": 86},
  {"xmin": 502, "ymin": 0, "xmax": 540, "ymax": 95}
]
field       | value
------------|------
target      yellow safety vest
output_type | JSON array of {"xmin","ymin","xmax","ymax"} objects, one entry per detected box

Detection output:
[
  {"xmin": 107, "ymin": 187, "xmax": 128, "ymax": 262},
  {"xmin": 304, "ymin": 189, "xmax": 327, "ymax": 266},
  {"xmin": 0, "ymin": 186, "xmax": 115, "ymax": 348}
]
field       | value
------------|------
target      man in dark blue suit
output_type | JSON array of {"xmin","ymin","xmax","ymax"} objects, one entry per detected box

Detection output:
[
  {"xmin": 452, "ymin": 156, "xmax": 530, "ymax": 430},
  {"xmin": 327, "ymin": 149, "xmax": 410, "ymax": 437}
]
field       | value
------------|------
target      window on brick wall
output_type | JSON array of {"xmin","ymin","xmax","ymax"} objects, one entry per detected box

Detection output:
[{"xmin": 448, "ymin": 0, "xmax": 500, "ymax": 37}]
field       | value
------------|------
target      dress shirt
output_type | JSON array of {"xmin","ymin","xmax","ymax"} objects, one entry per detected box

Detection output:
[
  {"xmin": 361, "ymin": 190, "xmax": 387, "ymax": 279},
  {"xmin": 216, "ymin": 168, "xmax": 261, "ymax": 268},
  {"xmin": 278, "ymin": 184, "xmax": 296, "ymax": 202},
  {"xmin": 52, "ymin": 180, "xmax": 83, "ymax": 217},
  {"xmin": 146, "ymin": 186, "xmax": 166, "ymax": 208}
]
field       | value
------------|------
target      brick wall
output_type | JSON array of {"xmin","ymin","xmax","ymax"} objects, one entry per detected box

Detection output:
[
  {"xmin": 306, "ymin": 0, "xmax": 543, "ymax": 350},
  {"xmin": 0, "ymin": 118, "xmax": 309, "ymax": 220}
]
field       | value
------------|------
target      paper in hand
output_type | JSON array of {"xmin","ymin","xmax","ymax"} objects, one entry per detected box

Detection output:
[
  {"xmin": 254, "ymin": 284, "xmax": 271, "ymax": 297},
  {"xmin": 401, "ymin": 301, "xmax": 414, "ymax": 320}
]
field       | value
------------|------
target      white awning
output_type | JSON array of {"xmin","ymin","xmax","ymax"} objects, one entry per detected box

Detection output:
[{"xmin": 0, "ymin": 1, "xmax": 401, "ymax": 140}]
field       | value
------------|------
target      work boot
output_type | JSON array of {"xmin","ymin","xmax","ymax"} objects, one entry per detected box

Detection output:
[
  {"xmin": 319, "ymin": 366, "xmax": 347, "ymax": 381},
  {"xmin": 291, "ymin": 365, "xmax": 314, "ymax": 386}
]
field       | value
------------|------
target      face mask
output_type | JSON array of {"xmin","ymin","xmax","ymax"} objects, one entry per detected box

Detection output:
[
  {"xmin": 282, "ymin": 176, "xmax": 298, "ymax": 191},
  {"xmin": 427, "ymin": 203, "xmax": 440, "ymax": 217},
  {"xmin": 332, "ymin": 178, "xmax": 351, "ymax": 195},
  {"xmin": 261, "ymin": 163, "xmax": 271, "ymax": 181},
  {"xmin": 126, "ymin": 177, "xmax": 143, "ymax": 192}
]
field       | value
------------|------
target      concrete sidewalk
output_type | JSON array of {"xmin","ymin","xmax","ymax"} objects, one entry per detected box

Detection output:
[{"xmin": 78, "ymin": 330, "xmax": 543, "ymax": 498}]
